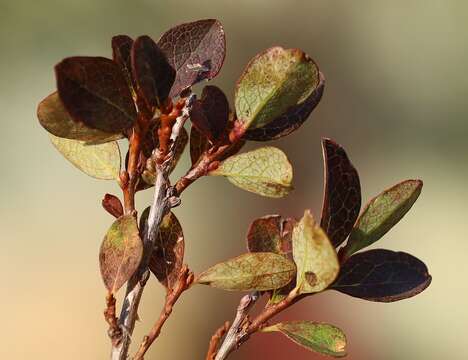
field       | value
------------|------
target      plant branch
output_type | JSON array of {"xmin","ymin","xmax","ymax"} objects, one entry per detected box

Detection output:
[
  {"xmin": 132, "ymin": 265, "xmax": 194, "ymax": 360},
  {"xmin": 206, "ymin": 322, "xmax": 231, "ymax": 360}
]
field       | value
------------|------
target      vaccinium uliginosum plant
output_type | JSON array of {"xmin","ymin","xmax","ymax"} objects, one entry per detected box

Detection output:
[{"xmin": 37, "ymin": 19, "xmax": 431, "ymax": 360}]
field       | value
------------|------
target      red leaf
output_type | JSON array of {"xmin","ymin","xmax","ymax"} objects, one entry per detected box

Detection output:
[
  {"xmin": 112, "ymin": 35, "xmax": 135, "ymax": 86},
  {"xmin": 102, "ymin": 193, "xmax": 124, "ymax": 218},
  {"xmin": 320, "ymin": 138, "xmax": 361, "ymax": 247},
  {"xmin": 55, "ymin": 56, "xmax": 137, "ymax": 133}
]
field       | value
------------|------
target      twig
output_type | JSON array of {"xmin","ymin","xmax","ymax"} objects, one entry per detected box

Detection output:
[
  {"xmin": 104, "ymin": 293, "xmax": 122, "ymax": 346},
  {"xmin": 132, "ymin": 266, "xmax": 194, "ymax": 360},
  {"xmin": 206, "ymin": 322, "xmax": 231, "ymax": 360}
]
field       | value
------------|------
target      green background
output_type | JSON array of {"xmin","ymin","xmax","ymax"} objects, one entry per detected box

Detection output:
[{"xmin": 1, "ymin": 1, "xmax": 466, "ymax": 359}]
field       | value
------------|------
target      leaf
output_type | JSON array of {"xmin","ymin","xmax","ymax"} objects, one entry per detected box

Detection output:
[
  {"xmin": 50, "ymin": 135, "xmax": 121, "ymax": 180},
  {"xmin": 37, "ymin": 92, "xmax": 123, "ymax": 144},
  {"xmin": 102, "ymin": 194, "xmax": 124, "ymax": 218},
  {"xmin": 262, "ymin": 321, "xmax": 347, "ymax": 357},
  {"xmin": 235, "ymin": 46, "xmax": 320, "ymax": 130},
  {"xmin": 190, "ymin": 85, "xmax": 229, "ymax": 142},
  {"xmin": 244, "ymin": 72, "xmax": 325, "ymax": 141},
  {"xmin": 189, "ymin": 126, "xmax": 209, "ymax": 165},
  {"xmin": 341, "ymin": 180, "xmax": 423, "ymax": 259},
  {"xmin": 209, "ymin": 146, "xmax": 293, "ymax": 198},
  {"xmin": 332, "ymin": 249, "xmax": 431, "ymax": 302},
  {"xmin": 320, "ymin": 138, "xmax": 361, "ymax": 248},
  {"xmin": 112, "ymin": 35, "xmax": 135, "ymax": 87},
  {"xmin": 55, "ymin": 56, "xmax": 137, "ymax": 133},
  {"xmin": 131, "ymin": 35, "xmax": 175, "ymax": 109},
  {"xmin": 147, "ymin": 211, "xmax": 185, "ymax": 290},
  {"xmin": 196, "ymin": 252, "xmax": 296, "ymax": 291},
  {"xmin": 158, "ymin": 19, "xmax": 226, "ymax": 98},
  {"xmin": 99, "ymin": 215, "xmax": 143, "ymax": 294},
  {"xmin": 247, "ymin": 215, "xmax": 292, "ymax": 254},
  {"xmin": 293, "ymin": 210, "xmax": 339, "ymax": 294}
]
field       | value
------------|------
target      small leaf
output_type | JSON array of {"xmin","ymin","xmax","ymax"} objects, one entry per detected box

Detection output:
[
  {"xmin": 102, "ymin": 194, "xmax": 124, "ymax": 218},
  {"xmin": 244, "ymin": 72, "xmax": 325, "ymax": 141},
  {"xmin": 37, "ymin": 92, "xmax": 123, "ymax": 143},
  {"xmin": 55, "ymin": 56, "xmax": 137, "ymax": 133},
  {"xmin": 112, "ymin": 35, "xmax": 135, "ymax": 87},
  {"xmin": 235, "ymin": 47, "xmax": 320, "ymax": 130},
  {"xmin": 158, "ymin": 19, "xmax": 226, "ymax": 97},
  {"xmin": 50, "ymin": 135, "xmax": 121, "ymax": 180},
  {"xmin": 196, "ymin": 252, "xmax": 296, "ymax": 291},
  {"xmin": 189, "ymin": 126, "xmax": 209, "ymax": 165},
  {"xmin": 262, "ymin": 321, "xmax": 347, "ymax": 357},
  {"xmin": 247, "ymin": 215, "xmax": 289, "ymax": 254},
  {"xmin": 99, "ymin": 215, "xmax": 143, "ymax": 294},
  {"xmin": 131, "ymin": 35, "xmax": 175, "ymax": 109},
  {"xmin": 293, "ymin": 210, "xmax": 339, "ymax": 294},
  {"xmin": 321, "ymin": 138, "xmax": 361, "ymax": 248},
  {"xmin": 342, "ymin": 180, "xmax": 423, "ymax": 258},
  {"xmin": 148, "ymin": 212, "xmax": 185, "ymax": 290},
  {"xmin": 332, "ymin": 249, "xmax": 431, "ymax": 302},
  {"xmin": 190, "ymin": 85, "xmax": 229, "ymax": 142},
  {"xmin": 209, "ymin": 146, "xmax": 293, "ymax": 198}
]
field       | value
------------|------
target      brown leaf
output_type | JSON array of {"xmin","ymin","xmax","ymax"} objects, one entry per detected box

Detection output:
[
  {"xmin": 102, "ymin": 194, "xmax": 124, "ymax": 218},
  {"xmin": 320, "ymin": 138, "xmax": 361, "ymax": 247},
  {"xmin": 158, "ymin": 19, "xmax": 226, "ymax": 97},
  {"xmin": 112, "ymin": 35, "xmax": 135, "ymax": 87},
  {"xmin": 189, "ymin": 126, "xmax": 209, "ymax": 165},
  {"xmin": 55, "ymin": 56, "xmax": 137, "ymax": 133}
]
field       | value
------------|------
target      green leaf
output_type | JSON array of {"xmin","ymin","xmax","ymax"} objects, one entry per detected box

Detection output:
[
  {"xmin": 196, "ymin": 252, "xmax": 296, "ymax": 291},
  {"xmin": 99, "ymin": 215, "xmax": 143, "ymax": 294},
  {"xmin": 262, "ymin": 321, "xmax": 347, "ymax": 357},
  {"xmin": 50, "ymin": 134, "xmax": 121, "ymax": 180},
  {"xmin": 235, "ymin": 46, "xmax": 319, "ymax": 130},
  {"xmin": 341, "ymin": 179, "xmax": 423, "ymax": 259},
  {"xmin": 209, "ymin": 146, "xmax": 293, "ymax": 198},
  {"xmin": 38, "ymin": 92, "xmax": 123, "ymax": 144},
  {"xmin": 293, "ymin": 210, "xmax": 339, "ymax": 294}
]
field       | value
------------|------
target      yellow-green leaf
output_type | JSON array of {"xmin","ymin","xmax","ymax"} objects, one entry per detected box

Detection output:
[
  {"xmin": 235, "ymin": 46, "xmax": 319, "ymax": 130},
  {"xmin": 196, "ymin": 252, "xmax": 296, "ymax": 291},
  {"xmin": 293, "ymin": 210, "xmax": 339, "ymax": 294},
  {"xmin": 99, "ymin": 215, "xmax": 143, "ymax": 294},
  {"xmin": 209, "ymin": 147, "xmax": 293, "ymax": 198},
  {"xmin": 50, "ymin": 134, "xmax": 121, "ymax": 180},
  {"xmin": 262, "ymin": 321, "xmax": 347, "ymax": 357}
]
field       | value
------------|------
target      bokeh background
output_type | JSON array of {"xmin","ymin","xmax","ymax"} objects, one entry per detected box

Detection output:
[{"xmin": 1, "ymin": 1, "xmax": 467, "ymax": 359}]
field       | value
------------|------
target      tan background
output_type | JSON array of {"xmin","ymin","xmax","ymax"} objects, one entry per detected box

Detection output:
[{"xmin": 1, "ymin": 1, "xmax": 467, "ymax": 359}]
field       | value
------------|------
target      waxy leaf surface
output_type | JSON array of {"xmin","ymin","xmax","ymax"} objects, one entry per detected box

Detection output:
[
  {"xmin": 209, "ymin": 146, "xmax": 293, "ymax": 198},
  {"xmin": 235, "ymin": 47, "xmax": 319, "ymax": 130},
  {"xmin": 38, "ymin": 92, "xmax": 123, "ymax": 143},
  {"xmin": 342, "ymin": 180, "xmax": 423, "ymax": 258},
  {"xmin": 99, "ymin": 215, "xmax": 143, "ymax": 294},
  {"xmin": 262, "ymin": 321, "xmax": 347, "ymax": 357},
  {"xmin": 332, "ymin": 249, "xmax": 431, "ymax": 302},
  {"xmin": 197, "ymin": 252, "xmax": 296, "ymax": 291},
  {"xmin": 131, "ymin": 36, "xmax": 175, "ymax": 108},
  {"xmin": 148, "ymin": 212, "xmax": 185, "ymax": 290},
  {"xmin": 293, "ymin": 210, "xmax": 339, "ymax": 294},
  {"xmin": 55, "ymin": 56, "xmax": 136, "ymax": 132},
  {"xmin": 244, "ymin": 72, "xmax": 325, "ymax": 141},
  {"xmin": 102, "ymin": 193, "xmax": 124, "ymax": 218},
  {"xmin": 50, "ymin": 135, "xmax": 121, "ymax": 180},
  {"xmin": 158, "ymin": 19, "xmax": 226, "ymax": 97},
  {"xmin": 112, "ymin": 35, "xmax": 135, "ymax": 87},
  {"xmin": 190, "ymin": 85, "xmax": 229, "ymax": 142},
  {"xmin": 321, "ymin": 139, "xmax": 361, "ymax": 247}
]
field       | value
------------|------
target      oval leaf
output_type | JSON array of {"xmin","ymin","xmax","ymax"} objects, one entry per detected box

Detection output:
[
  {"xmin": 293, "ymin": 210, "xmax": 339, "ymax": 294},
  {"xmin": 332, "ymin": 249, "xmax": 431, "ymax": 302},
  {"xmin": 320, "ymin": 138, "xmax": 361, "ymax": 248},
  {"xmin": 158, "ymin": 19, "xmax": 226, "ymax": 98},
  {"xmin": 247, "ymin": 215, "xmax": 292, "ymax": 254},
  {"xmin": 38, "ymin": 92, "xmax": 123, "ymax": 143},
  {"xmin": 262, "ymin": 321, "xmax": 347, "ymax": 357},
  {"xmin": 209, "ymin": 146, "xmax": 293, "ymax": 198},
  {"xmin": 235, "ymin": 46, "xmax": 320, "ymax": 130},
  {"xmin": 50, "ymin": 135, "xmax": 121, "ymax": 180},
  {"xmin": 244, "ymin": 72, "xmax": 325, "ymax": 141},
  {"xmin": 342, "ymin": 180, "xmax": 423, "ymax": 259},
  {"xmin": 196, "ymin": 252, "xmax": 296, "ymax": 291},
  {"xmin": 131, "ymin": 35, "xmax": 175, "ymax": 108},
  {"xmin": 112, "ymin": 35, "xmax": 135, "ymax": 87},
  {"xmin": 99, "ymin": 215, "xmax": 143, "ymax": 294},
  {"xmin": 102, "ymin": 193, "xmax": 124, "ymax": 218},
  {"xmin": 55, "ymin": 56, "xmax": 137, "ymax": 133}
]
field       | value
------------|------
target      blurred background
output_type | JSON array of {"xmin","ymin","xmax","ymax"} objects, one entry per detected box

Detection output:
[{"xmin": 1, "ymin": 0, "xmax": 467, "ymax": 359}]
